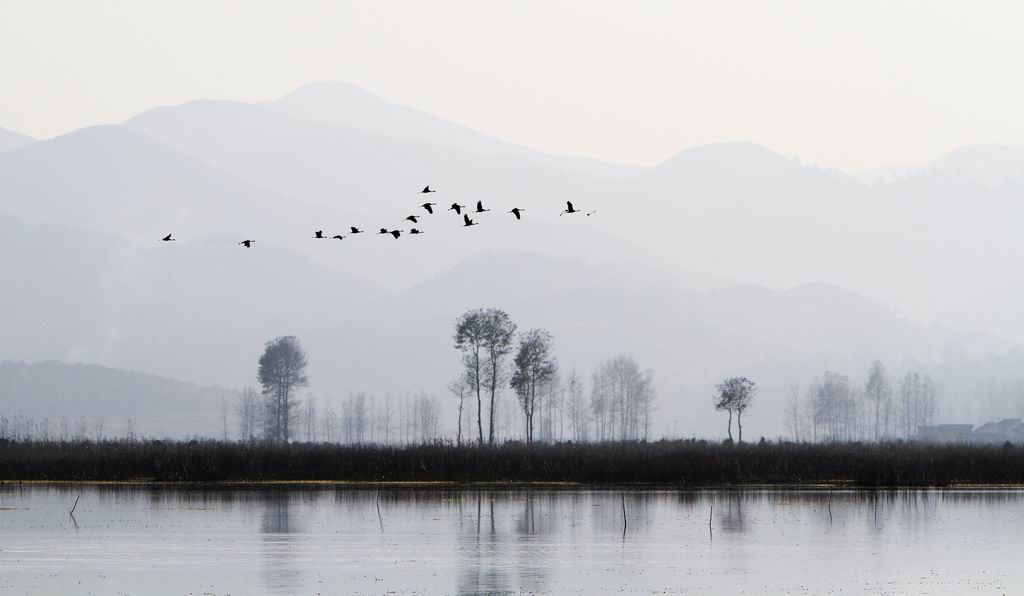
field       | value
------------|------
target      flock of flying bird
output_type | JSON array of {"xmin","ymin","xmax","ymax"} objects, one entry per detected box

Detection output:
[{"xmin": 158, "ymin": 186, "xmax": 595, "ymax": 246}]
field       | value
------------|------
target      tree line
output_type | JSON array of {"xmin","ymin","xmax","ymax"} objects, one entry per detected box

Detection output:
[
  {"xmin": 450, "ymin": 308, "xmax": 656, "ymax": 445},
  {"xmin": 783, "ymin": 360, "xmax": 939, "ymax": 442},
  {"xmin": 198, "ymin": 327, "xmax": 659, "ymax": 446},
  {"xmin": 235, "ymin": 336, "xmax": 444, "ymax": 444}
]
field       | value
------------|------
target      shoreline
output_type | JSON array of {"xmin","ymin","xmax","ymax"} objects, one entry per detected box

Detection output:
[
  {"xmin": 4, "ymin": 439, "xmax": 1024, "ymax": 487},
  {"xmin": 5, "ymin": 479, "xmax": 1024, "ymax": 490}
]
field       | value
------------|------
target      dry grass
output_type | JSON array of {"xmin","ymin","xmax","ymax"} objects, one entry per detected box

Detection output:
[{"xmin": 1, "ymin": 438, "xmax": 1021, "ymax": 486}]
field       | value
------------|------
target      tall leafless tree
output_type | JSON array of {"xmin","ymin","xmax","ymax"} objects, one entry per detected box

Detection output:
[
  {"xmin": 783, "ymin": 383, "xmax": 801, "ymax": 441},
  {"xmin": 235, "ymin": 386, "xmax": 260, "ymax": 441},
  {"xmin": 566, "ymin": 368, "xmax": 589, "ymax": 442},
  {"xmin": 257, "ymin": 335, "xmax": 308, "ymax": 443},
  {"xmin": 304, "ymin": 394, "xmax": 317, "ymax": 442},
  {"xmin": 455, "ymin": 311, "xmax": 487, "ymax": 445},
  {"xmin": 455, "ymin": 308, "xmax": 517, "ymax": 445},
  {"xmin": 448, "ymin": 377, "xmax": 470, "ymax": 446},
  {"xmin": 713, "ymin": 376, "xmax": 757, "ymax": 442},
  {"xmin": 591, "ymin": 356, "xmax": 655, "ymax": 441},
  {"xmin": 864, "ymin": 360, "xmax": 891, "ymax": 441},
  {"xmin": 510, "ymin": 329, "xmax": 558, "ymax": 444}
]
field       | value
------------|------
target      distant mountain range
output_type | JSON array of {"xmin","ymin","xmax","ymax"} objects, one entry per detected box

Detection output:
[
  {"xmin": 2, "ymin": 81, "xmax": 1024, "ymax": 436},
  {"xmin": 0, "ymin": 123, "xmax": 648, "ymax": 289},
  {"xmin": 856, "ymin": 143, "xmax": 1024, "ymax": 187},
  {"xmin": 0, "ymin": 360, "xmax": 227, "ymax": 437},
  {"xmin": 0, "ymin": 126, "xmax": 34, "ymax": 153},
  {"xmin": 264, "ymin": 81, "xmax": 645, "ymax": 180}
]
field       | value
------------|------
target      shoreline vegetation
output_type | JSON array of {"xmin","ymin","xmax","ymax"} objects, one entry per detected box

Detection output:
[{"xmin": 2, "ymin": 440, "xmax": 1024, "ymax": 487}]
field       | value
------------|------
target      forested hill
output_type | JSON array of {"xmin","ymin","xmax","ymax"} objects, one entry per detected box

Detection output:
[{"xmin": 0, "ymin": 360, "xmax": 227, "ymax": 438}]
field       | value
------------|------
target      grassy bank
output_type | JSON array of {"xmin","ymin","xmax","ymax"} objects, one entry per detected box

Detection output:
[{"xmin": 1, "ymin": 439, "xmax": 1022, "ymax": 486}]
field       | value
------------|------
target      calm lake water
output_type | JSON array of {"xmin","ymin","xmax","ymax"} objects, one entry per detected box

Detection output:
[{"xmin": 0, "ymin": 485, "xmax": 1020, "ymax": 594}]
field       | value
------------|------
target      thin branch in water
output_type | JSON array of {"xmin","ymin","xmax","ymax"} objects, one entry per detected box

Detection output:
[
  {"xmin": 827, "ymin": 489, "xmax": 833, "ymax": 524},
  {"xmin": 68, "ymin": 494, "xmax": 81, "ymax": 529},
  {"xmin": 621, "ymin": 494, "xmax": 627, "ymax": 539},
  {"xmin": 376, "ymin": 477, "xmax": 384, "ymax": 531},
  {"xmin": 708, "ymin": 502, "xmax": 713, "ymax": 541}
]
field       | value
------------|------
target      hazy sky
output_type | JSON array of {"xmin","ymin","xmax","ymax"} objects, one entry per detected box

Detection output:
[{"xmin": 2, "ymin": 0, "xmax": 1022, "ymax": 171}]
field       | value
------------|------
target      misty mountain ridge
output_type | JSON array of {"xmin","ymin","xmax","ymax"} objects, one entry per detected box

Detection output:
[
  {"xmin": 114, "ymin": 82, "xmax": 1024, "ymax": 318},
  {"xmin": 0, "ymin": 126, "xmax": 35, "ymax": 153},
  {"xmin": 264, "ymin": 81, "xmax": 645, "ymax": 180},
  {"xmin": 855, "ymin": 142, "xmax": 1024, "ymax": 187},
  {"xmin": 123, "ymin": 98, "xmax": 616, "ymax": 218},
  {"xmin": 0, "ymin": 360, "xmax": 227, "ymax": 437},
  {"xmin": 0, "ymin": 123, "xmax": 649, "ymax": 290}
]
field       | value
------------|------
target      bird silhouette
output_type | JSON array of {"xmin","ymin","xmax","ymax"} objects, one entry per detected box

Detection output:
[
  {"xmin": 331, "ymin": 235, "xmax": 345, "ymax": 240},
  {"xmin": 405, "ymin": 215, "xmax": 419, "ymax": 224},
  {"xmin": 410, "ymin": 228, "xmax": 423, "ymax": 235},
  {"xmin": 314, "ymin": 230, "xmax": 325, "ymax": 238},
  {"xmin": 421, "ymin": 202, "xmax": 437, "ymax": 214},
  {"xmin": 421, "ymin": 186, "xmax": 436, "ymax": 193},
  {"xmin": 449, "ymin": 203, "xmax": 466, "ymax": 215},
  {"xmin": 560, "ymin": 201, "xmax": 584, "ymax": 216},
  {"xmin": 475, "ymin": 200, "xmax": 490, "ymax": 213},
  {"xmin": 389, "ymin": 229, "xmax": 403, "ymax": 239},
  {"xmin": 350, "ymin": 227, "xmax": 364, "ymax": 234},
  {"xmin": 161, "ymin": 233, "xmax": 175, "ymax": 242},
  {"xmin": 463, "ymin": 214, "xmax": 478, "ymax": 227},
  {"xmin": 238, "ymin": 240, "xmax": 255, "ymax": 248},
  {"xmin": 509, "ymin": 208, "xmax": 525, "ymax": 220},
  {"xmin": 378, "ymin": 228, "xmax": 390, "ymax": 235}
]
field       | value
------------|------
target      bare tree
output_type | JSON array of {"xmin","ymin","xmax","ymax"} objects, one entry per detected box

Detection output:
[
  {"xmin": 257, "ymin": 336, "xmax": 309, "ymax": 443},
  {"xmin": 591, "ymin": 356, "xmax": 654, "ymax": 441},
  {"xmin": 304, "ymin": 394, "xmax": 317, "ymax": 442},
  {"xmin": 510, "ymin": 329, "xmax": 558, "ymax": 444},
  {"xmin": 714, "ymin": 377, "xmax": 757, "ymax": 442},
  {"xmin": 449, "ymin": 377, "xmax": 470, "ymax": 446},
  {"xmin": 482, "ymin": 311, "xmax": 516, "ymax": 445},
  {"xmin": 455, "ymin": 308, "xmax": 517, "ymax": 445},
  {"xmin": 864, "ymin": 360, "xmax": 891, "ymax": 441},
  {"xmin": 235, "ymin": 387, "xmax": 261, "ymax": 441},
  {"xmin": 811, "ymin": 372, "xmax": 855, "ymax": 442},
  {"xmin": 455, "ymin": 311, "xmax": 487, "ymax": 444},
  {"xmin": 542, "ymin": 371, "xmax": 565, "ymax": 442},
  {"xmin": 351, "ymin": 392, "xmax": 368, "ymax": 443},
  {"xmin": 414, "ymin": 392, "xmax": 441, "ymax": 443},
  {"xmin": 566, "ymin": 368, "xmax": 589, "ymax": 442},
  {"xmin": 638, "ymin": 370, "xmax": 655, "ymax": 440},
  {"xmin": 381, "ymin": 393, "xmax": 393, "ymax": 444},
  {"xmin": 921, "ymin": 375, "xmax": 938, "ymax": 428},
  {"xmin": 783, "ymin": 383, "xmax": 801, "ymax": 441},
  {"xmin": 590, "ymin": 370, "xmax": 609, "ymax": 441},
  {"xmin": 897, "ymin": 372, "xmax": 920, "ymax": 439},
  {"xmin": 734, "ymin": 381, "xmax": 755, "ymax": 442},
  {"xmin": 221, "ymin": 395, "xmax": 229, "ymax": 441},
  {"xmin": 320, "ymin": 401, "xmax": 337, "ymax": 443}
]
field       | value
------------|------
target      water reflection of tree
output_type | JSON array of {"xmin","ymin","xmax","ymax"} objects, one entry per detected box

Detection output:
[
  {"xmin": 718, "ymin": 492, "xmax": 747, "ymax": 534},
  {"xmin": 259, "ymin": 492, "xmax": 303, "ymax": 593},
  {"xmin": 456, "ymin": 491, "xmax": 511, "ymax": 594},
  {"xmin": 454, "ymin": 490, "xmax": 560, "ymax": 595},
  {"xmin": 516, "ymin": 491, "xmax": 560, "ymax": 536},
  {"xmin": 590, "ymin": 491, "xmax": 654, "ymax": 535}
]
